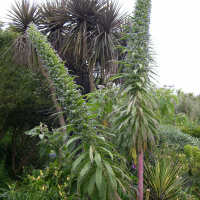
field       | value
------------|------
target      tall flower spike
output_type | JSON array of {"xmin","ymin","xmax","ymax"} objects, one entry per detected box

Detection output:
[
  {"xmin": 112, "ymin": 0, "xmax": 158, "ymax": 199},
  {"xmin": 27, "ymin": 23, "xmax": 89, "ymax": 134}
]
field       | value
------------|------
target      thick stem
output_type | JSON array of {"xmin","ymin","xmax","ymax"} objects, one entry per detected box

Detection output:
[
  {"xmin": 88, "ymin": 62, "xmax": 95, "ymax": 93},
  {"xmin": 138, "ymin": 150, "xmax": 143, "ymax": 200}
]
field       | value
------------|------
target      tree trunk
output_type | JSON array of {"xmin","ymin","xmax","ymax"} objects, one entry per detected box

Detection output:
[
  {"xmin": 138, "ymin": 150, "xmax": 143, "ymax": 200},
  {"xmin": 88, "ymin": 62, "xmax": 95, "ymax": 92},
  {"xmin": 38, "ymin": 59, "xmax": 66, "ymax": 167}
]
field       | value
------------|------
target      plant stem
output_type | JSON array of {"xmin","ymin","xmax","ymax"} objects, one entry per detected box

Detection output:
[{"xmin": 138, "ymin": 150, "xmax": 143, "ymax": 200}]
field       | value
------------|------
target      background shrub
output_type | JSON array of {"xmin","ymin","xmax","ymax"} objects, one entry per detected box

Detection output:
[
  {"xmin": 180, "ymin": 125, "xmax": 200, "ymax": 139},
  {"xmin": 159, "ymin": 125, "xmax": 200, "ymax": 148}
]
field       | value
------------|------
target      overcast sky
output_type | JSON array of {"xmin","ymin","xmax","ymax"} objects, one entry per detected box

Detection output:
[{"xmin": 1, "ymin": 0, "xmax": 200, "ymax": 95}]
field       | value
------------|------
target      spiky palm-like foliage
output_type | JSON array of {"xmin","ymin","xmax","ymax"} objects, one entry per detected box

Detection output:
[
  {"xmin": 65, "ymin": 0, "xmax": 106, "ymax": 92},
  {"xmin": 41, "ymin": 0, "xmax": 126, "ymax": 93},
  {"xmin": 39, "ymin": 0, "xmax": 66, "ymax": 52},
  {"xmin": 7, "ymin": 0, "xmax": 41, "ymax": 33},
  {"xmin": 144, "ymin": 159, "xmax": 184, "ymax": 200},
  {"xmin": 6, "ymin": 0, "xmax": 41, "ymax": 67},
  {"xmin": 89, "ymin": 0, "xmax": 127, "ymax": 85},
  {"xmin": 40, "ymin": 0, "xmax": 105, "ymax": 93}
]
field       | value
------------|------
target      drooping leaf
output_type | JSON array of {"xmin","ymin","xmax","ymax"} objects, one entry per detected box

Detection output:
[
  {"xmin": 89, "ymin": 145, "xmax": 94, "ymax": 163},
  {"xmin": 88, "ymin": 173, "xmax": 96, "ymax": 196},
  {"xmin": 72, "ymin": 153, "xmax": 86, "ymax": 171},
  {"xmin": 95, "ymin": 166, "xmax": 102, "ymax": 193},
  {"xmin": 78, "ymin": 161, "xmax": 92, "ymax": 185},
  {"xmin": 95, "ymin": 152, "xmax": 102, "ymax": 168},
  {"xmin": 66, "ymin": 136, "xmax": 83, "ymax": 148}
]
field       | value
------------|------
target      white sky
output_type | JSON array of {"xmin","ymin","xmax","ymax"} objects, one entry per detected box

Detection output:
[{"xmin": 1, "ymin": 0, "xmax": 200, "ymax": 95}]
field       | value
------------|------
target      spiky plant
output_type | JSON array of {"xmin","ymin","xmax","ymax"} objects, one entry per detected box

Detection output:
[
  {"xmin": 41, "ymin": 0, "xmax": 126, "ymax": 92},
  {"xmin": 88, "ymin": 0, "xmax": 127, "ymax": 85},
  {"xmin": 48, "ymin": 0, "xmax": 106, "ymax": 92},
  {"xmin": 6, "ymin": 0, "xmax": 41, "ymax": 67},
  {"xmin": 39, "ymin": 0, "xmax": 66, "ymax": 52},
  {"xmin": 144, "ymin": 158, "xmax": 184, "ymax": 199}
]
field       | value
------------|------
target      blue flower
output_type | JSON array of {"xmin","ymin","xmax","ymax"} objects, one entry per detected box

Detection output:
[{"xmin": 49, "ymin": 153, "xmax": 57, "ymax": 158}]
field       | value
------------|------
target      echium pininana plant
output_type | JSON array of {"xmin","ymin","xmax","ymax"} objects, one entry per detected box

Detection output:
[
  {"xmin": 27, "ymin": 23, "xmax": 90, "ymax": 135},
  {"xmin": 27, "ymin": 23, "xmax": 135, "ymax": 199},
  {"xmin": 112, "ymin": 0, "xmax": 158, "ymax": 199}
]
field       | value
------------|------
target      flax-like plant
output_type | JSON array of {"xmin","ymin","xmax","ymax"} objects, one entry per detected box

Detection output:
[
  {"xmin": 27, "ymin": 23, "xmax": 135, "ymax": 199},
  {"xmin": 110, "ymin": 0, "xmax": 158, "ymax": 199},
  {"xmin": 144, "ymin": 158, "xmax": 184, "ymax": 199}
]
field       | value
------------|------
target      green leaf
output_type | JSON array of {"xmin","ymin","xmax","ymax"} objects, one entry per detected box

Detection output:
[
  {"xmin": 78, "ymin": 161, "xmax": 92, "ymax": 184},
  {"xmin": 69, "ymin": 180, "xmax": 77, "ymax": 195},
  {"xmin": 109, "ymin": 73, "xmax": 125, "ymax": 81},
  {"xmin": 101, "ymin": 176, "xmax": 107, "ymax": 200},
  {"xmin": 136, "ymin": 82, "xmax": 142, "ymax": 88},
  {"xmin": 97, "ymin": 136, "xmax": 105, "ymax": 142},
  {"xmin": 40, "ymin": 143, "xmax": 48, "ymax": 157},
  {"xmin": 88, "ymin": 173, "xmax": 96, "ymax": 196},
  {"xmin": 99, "ymin": 94, "xmax": 104, "ymax": 104},
  {"xmin": 91, "ymin": 186, "xmax": 99, "ymax": 200},
  {"xmin": 105, "ymin": 100, "xmax": 113, "ymax": 114},
  {"xmin": 100, "ymin": 147, "xmax": 113, "ymax": 160},
  {"xmin": 87, "ymin": 114, "xmax": 99, "ymax": 119},
  {"xmin": 25, "ymin": 127, "xmax": 40, "ymax": 137},
  {"xmin": 140, "ymin": 76, "xmax": 145, "ymax": 83},
  {"xmin": 68, "ymin": 140, "xmax": 76, "ymax": 153},
  {"xmin": 39, "ymin": 134, "xmax": 44, "ymax": 139},
  {"xmin": 89, "ymin": 145, "xmax": 94, "ymax": 163},
  {"xmin": 95, "ymin": 152, "xmax": 102, "ymax": 168},
  {"xmin": 72, "ymin": 153, "xmax": 86, "ymax": 171},
  {"xmin": 127, "ymin": 100, "xmax": 133, "ymax": 114},
  {"xmin": 102, "ymin": 160, "xmax": 116, "ymax": 189},
  {"xmin": 66, "ymin": 136, "xmax": 83, "ymax": 148},
  {"xmin": 95, "ymin": 167, "xmax": 102, "ymax": 192},
  {"xmin": 118, "ymin": 64, "xmax": 123, "ymax": 73}
]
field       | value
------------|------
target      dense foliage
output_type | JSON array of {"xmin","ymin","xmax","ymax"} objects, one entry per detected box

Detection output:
[
  {"xmin": 0, "ymin": 27, "xmax": 56, "ymax": 184},
  {"xmin": 7, "ymin": 0, "xmax": 128, "ymax": 93},
  {"xmin": 25, "ymin": 23, "xmax": 135, "ymax": 199},
  {"xmin": 0, "ymin": 0, "xmax": 200, "ymax": 199}
]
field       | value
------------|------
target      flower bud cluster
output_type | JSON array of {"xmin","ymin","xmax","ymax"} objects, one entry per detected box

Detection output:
[
  {"xmin": 27, "ymin": 23, "xmax": 92, "ymax": 134},
  {"xmin": 123, "ymin": 0, "xmax": 153, "ymax": 89}
]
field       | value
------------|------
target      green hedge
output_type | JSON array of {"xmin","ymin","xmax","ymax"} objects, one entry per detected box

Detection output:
[{"xmin": 180, "ymin": 126, "xmax": 200, "ymax": 139}]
